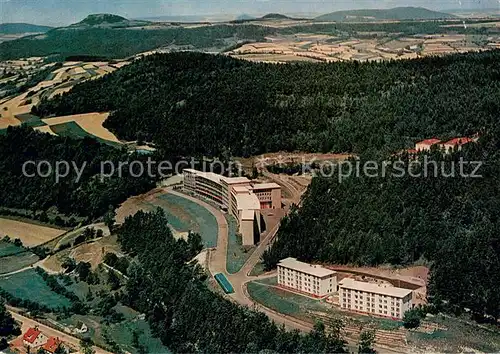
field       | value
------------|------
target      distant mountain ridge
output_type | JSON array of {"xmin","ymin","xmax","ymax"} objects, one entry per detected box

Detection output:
[
  {"xmin": 315, "ymin": 7, "xmax": 457, "ymax": 21},
  {"xmin": 0, "ymin": 23, "xmax": 53, "ymax": 34}
]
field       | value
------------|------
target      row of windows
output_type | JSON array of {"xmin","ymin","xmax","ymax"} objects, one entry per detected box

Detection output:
[{"xmin": 341, "ymin": 304, "xmax": 401, "ymax": 317}]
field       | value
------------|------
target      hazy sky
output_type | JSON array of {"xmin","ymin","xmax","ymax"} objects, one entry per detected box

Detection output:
[{"xmin": 1, "ymin": 0, "xmax": 498, "ymax": 26}]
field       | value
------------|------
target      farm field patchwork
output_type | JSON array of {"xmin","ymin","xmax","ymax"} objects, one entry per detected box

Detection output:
[
  {"xmin": 0, "ymin": 268, "xmax": 71, "ymax": 309},
  {"xmin": 0, "ymin": 217, "xmax": 65, "ymax": 247}
]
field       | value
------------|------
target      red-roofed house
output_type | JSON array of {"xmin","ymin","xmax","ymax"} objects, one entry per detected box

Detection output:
[
  {"xmin": 415, "ymin": 138, "xmax": 441, "ymax": 151},
  {"xmin": 42, "ymin": 337, "xmax": 62, "ymax": 354},
  {"xmin": 23, "ymin": 327, "xmax": 47, "ymax": 348},
  {"xmin": 441, "ymin": 137, "xmax": 474, "ymax": 153}
]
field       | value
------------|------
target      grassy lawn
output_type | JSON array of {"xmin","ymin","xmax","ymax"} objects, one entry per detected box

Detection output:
[
  {"xmin": 0, "ymin": 251, "xmax": 38, "ymax": 274},
  {"xmin": 249, "ymin": 261, "xmax": 267, "ymax": 276},
  {"xmin": 110, "ymin": 305, "xmax": 172, "ymax": 354},
  {"xmin": 0, "ymin": 240, "xmax": 24, "ymax": 257},
  {"xmin": 247, "ymin": 278, "xmax": 327, "ymax": 317},
  {"xmin": 155, "ymin": 194, "xmax": 218, "ymax": 248},
  {"xmin": 226, "ymin": 215, "xmax": 255, "ymax": 274},
  {"xmin": 0, "ymin": 268, "xmax": 71, "ymax": 309},
  {"xmin": 62, "ymin": 306, "xmax": 171, "ymax": 354}
]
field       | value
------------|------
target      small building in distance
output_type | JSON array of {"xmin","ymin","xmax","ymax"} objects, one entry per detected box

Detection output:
[
  {"xmin": 415, "ymin": 138, "xmax": 441, "ymax": 151},
  {"xmin": 440, "ymin": 137, "xmax": 474, "ymax": 153},
  {"xmin": 339, "ymin": 278, "xmax": 412, "ymax": 320},
  {"xmin": 277, "ymin": 257, "xmax": 337, "ymax": 298},
  {"xmin": 23, "ymin": 327, "xmax": 48, "ymax": 348}
]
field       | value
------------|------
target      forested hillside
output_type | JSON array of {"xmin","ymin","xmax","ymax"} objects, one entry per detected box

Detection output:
[
  {"xmin": 118, "ymin": 209, "xmax": 348, "ymax": 353},
  {"xmin": 35, "ymin": 50, "xmax": 500, "ymax": 157},
  {"xmin": 0, "ymin": 126, "xmax": 155, "ymax": 218},
  {"xmin": 0, "ymin": 25, "xmax": 272, "ymax": 60},
  {"xmin": 264, "ymin": 133, "xmax": 500, "ymax": 321},
  {"xmin": 0, "ymin": 19, "xmax": 486, "ymax": 60},
  {"xmin": 0, "ymin": 23, "xmax": 53, "ymax": 34}
]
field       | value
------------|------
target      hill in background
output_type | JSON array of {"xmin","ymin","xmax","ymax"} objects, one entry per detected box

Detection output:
[
  {"xmin": 315, "ymin": 7, "xmax": 456, "ymax": 21},
  {"xmin": 67, "ymin": 13, "xmax": 150, "ymax": 29},
  {"xmin": 0, "ymin": 23, "xmax": 53, "ymax": 34},
  {"xmin": 260, "ymin": 13, "xmax": 293, "ymax": 20}
]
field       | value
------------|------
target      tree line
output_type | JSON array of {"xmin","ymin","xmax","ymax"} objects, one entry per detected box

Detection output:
[
  {"xmin": 0, "ymin": 126, "xmax": 156, "ymax": 219},
  {"xmin": 34, "ymin": 50, "xmax": 500, "ymax": 157},
  {"xmin": 263, "ymin": 132, "xmax": 500, "ymax": 322},
  {"xmin": 117, "ymin": 208, "xmax": 349, "ymax": 353}
]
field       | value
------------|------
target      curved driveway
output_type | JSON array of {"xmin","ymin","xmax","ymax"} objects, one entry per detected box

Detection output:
[{"xmin": 167, "ymin": 189, "xmax": 312, "ymax": 332}]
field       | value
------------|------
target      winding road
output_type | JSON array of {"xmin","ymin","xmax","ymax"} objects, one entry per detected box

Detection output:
[{"xmin": 168, "ymin": 184, "xmax": 312, "ymax": 332}]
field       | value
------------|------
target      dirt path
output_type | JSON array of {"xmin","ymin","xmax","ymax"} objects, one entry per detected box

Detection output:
[{"xmin": 9, "ymin": 310, "xmax": 113, "ymax": 354}]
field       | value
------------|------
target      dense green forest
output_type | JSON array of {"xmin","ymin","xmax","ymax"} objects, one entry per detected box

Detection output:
[
  {"xmin": 0, "ymin": 19, "xmax": 492, "ymax": 60},
  {"xmin": 35, "ymin": 50, "xmax": 500, "ymax": 157},
  {"xmin": 264, "ymin": 133, "xmax": 500, "ymax": 321},
  {"xmin": 0, "ymin": 126, "xmax": 155, "ymax": 218},
  {"xmin": 0, "ymin": 25, "xmax": 272, "ymax": 60},
  {"xmin": 118, "ymin": 208, "xmax": 348, "ymax": 353}
]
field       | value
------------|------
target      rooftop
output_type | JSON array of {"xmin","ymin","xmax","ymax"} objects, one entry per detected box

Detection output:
[
  {"xmin": 416, "ymin": 138, "xmax": 441, "ymax": 146},
  {"xmin": 278, "ymin": 257, "xmax": 336, "ymax": 278},
  {"xmin": 42, "ymin": 337, "xmax": 62, "ymax": 354},
  {"xmin": 233, "ymin": 185, "xmax": 253, "ymax": 193},
  {"xmin": 443, "ymin": 137, "xmax": 473, "ymax": 146},
  {"xmin": 23, "ymin": 327, "xmax": 41, "ymax": 344},
  {"xmin": 184, "ymin": 169, "xmax": 251, "ymax": 185},
  {"xmin": 235, "ymin": 192, "xmax": 261, "ymax": 210},
  {"xmin": 252, "ymin": 182, "xmax": 281, "ymax": 190},
  {"xmin": 221, "ymin": 176, "xmax": 252, "ymax": 185},
  {"xmin": 339, "ymin": 278, "xmax": 412, "ymax": 298},
  {"xmin": 241, "ymin": 209, "xmax": 255, "ymax": 221}
]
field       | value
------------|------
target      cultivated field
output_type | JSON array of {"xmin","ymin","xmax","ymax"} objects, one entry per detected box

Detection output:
[
  {"xmin": 41, "ymin": 112, "xmax": 120, "ymax": 143},
  {"xmin": 0, "ymin": 240, "xmax": 24, "ymax": 257},
  {"xmin": 0, "ymin": 218, "xmax": 65, "ymax": 247},
  {"xmin": 227, "ymin": 33, "xmax": 497, "ymax": 63},
  {"xmin": 0, "ymin": 268, "xmax": 71, "ymax": 309},
  {"xmin": 0, "ymin": 251, "xmax": 38, "ymax": 274}
]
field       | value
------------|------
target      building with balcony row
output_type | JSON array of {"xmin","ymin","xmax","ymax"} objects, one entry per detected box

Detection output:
[
  {"xmin": 277, "ymin": 257, "xmax": 337, "ymax": 298},
  {"xmin": 182, "ymin": 169, "xmax": 281, "ymax": 245},
  {"xmin": 339, "ymin": 278, "xmax": 413, "ymax": 320}
]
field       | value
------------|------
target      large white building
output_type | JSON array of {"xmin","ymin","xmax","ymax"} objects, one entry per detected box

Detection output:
[
  {"xmin": 277, "ymin": 257, "xmax": 337, "ymax": 298},
  {"xmin": 339, "ymin": 278, "xmax": 413, "ymax": 320},
  {"xmin": 183, "ymin": 169, "xmax": 281, "ymax": 246}
]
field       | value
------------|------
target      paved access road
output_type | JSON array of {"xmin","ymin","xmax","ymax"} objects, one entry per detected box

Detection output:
[{"xmin": 168, "ymin": 187, "xmax": 312, "ymax": 332}]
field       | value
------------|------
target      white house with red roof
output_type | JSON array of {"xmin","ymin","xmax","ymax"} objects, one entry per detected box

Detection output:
[
  {"xmin": 440, "ymin": 137, "xmax": 474, "ymax": 153},
  {"xmin": 22, "ymin": 327, "xmax": 48, "ymax": 348},
  {"xmin": 415, "ymin": 138, "xmax": 441, "ymax": 151}
]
